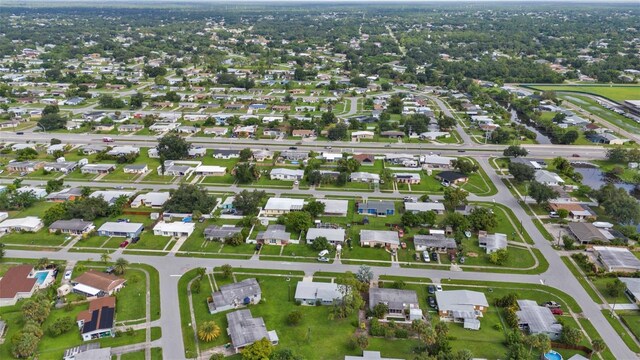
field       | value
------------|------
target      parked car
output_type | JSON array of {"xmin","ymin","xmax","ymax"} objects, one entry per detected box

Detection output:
[
  {"xmin": 551, "ymin": 308, "xmax": 564, "ymax": 315},
  {"xmin": 318, "ymin": 250, "xmax": 329, "ymax": 257},
  {"xmin": 105, "ymin": 266, "xmax": 115, "ymax": 274},
  {"xmin": 427, "ymin": 285, "xmax": 436, "ymax": 294},
  {"xmin": 119, "ymin": 240, "xmax": 129, "ymax": 248},
  {"xmin": 459, "ymin": 256, "xmax": 466, "ymax": 264},
  {"xmin": 414, "ymin": 253, "xmax": 421, "ymax": 261},
  {"xmin": 543, "ymin": 301, "xmax": 561, "ymax": 309},
  {"xmin": 428, "ymin": 296, "xmax": 436, "ymax": 308},
  {"xmin": 430, "ymin": 252, "xmax": 438, "ymax": 262},
  {"xmin": 64, "ymin": 270, "xmax": 72, "ymax": 280},
  {"xmin": 117, "ymin": 218, "xmax": 130, "ymax": 223},
  {"xmin": 131, "ymin": 236, "xmax": 140, "ymax": 243},
  {"xmin": 435, "ymin": 284, "xmax": 443, "ymax": 292},
  {"xmin": 255, "ymin": 243, "xmax": 262, "ymax": 251},
  {"xmin": 422, "ymin": 251, "xmax": 431, "ymax": 262},
  {"xmin": 549, "ymin": 211, "xmax": 560, "ymax": 218},
  {"xmin": 317, "ymin": 257, "xmax": 329, "ymax": 262}
]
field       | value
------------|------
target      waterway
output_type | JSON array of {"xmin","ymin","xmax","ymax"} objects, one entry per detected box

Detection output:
[{"xmin": 509, "ymin": 109, "xmax": 552, "ymax": 144}]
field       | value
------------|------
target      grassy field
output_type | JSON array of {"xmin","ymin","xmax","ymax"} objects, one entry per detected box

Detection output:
[
  {"xmin": 559, "ymin": 94, "xmax": 640, "ymax": 133},
  {"xmin": 527, "ymin": 84, "xmax": 640, "ymax": 103}
]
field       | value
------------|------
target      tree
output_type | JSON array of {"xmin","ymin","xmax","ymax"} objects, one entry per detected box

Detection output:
[
  {"xmin": 490, "ymin": 127, "xmax": 511, "ymax": 144},
  {"xmin": 503, "ymin": 145, "xmax": 528, "ymax": 158},
  {"xmin": 157, "ymin": 134, "xmax": 190, "ymax": 160},
  {"xmin": 239, "ymin": 148, "xmax": 253, "ymax": 161},
  {"xmin": 488, "ymin": 248, "xmax": 509, "ymax": 265},
  {"xmin": 234, "ymin": 163, "xmax": 259, "ymax": 184},
  {"xmin": 21, "ymin": 297, "xmax": 50, "ymax": 324},
  {"xmin": 0, "ymin": 243, "xmax": 4, "ymax": 261},
  {"xmin": 100, "ymin": 252, "xmax": 111, "ymax": 264},
  {"xmin": 198, "ymin": 321, "xmax": 221, "ymax": 342},
  {"xmin": 452, "ymin": 159, "xmax": 478, "ymax": 174},
  {"xmin": 593, "ymin": 184, "xmax": 640, "ymax": 224},
  {"xmin": 327, "ymin": 124, "xmax": 348, "ymax": 141},
  {"xmin": 356, "ymin": 265, "xmax": 374, "ymax": 283},
  {"xmin": 561, "ymin": 326, "xmax": 583, "ymax": 346},
  {"xmin": 241, "ymin": 337, "xmax": 274, "ymax": 360},
  {"xmin": 36, "ymin": 257, "xmax": 49, "ymax": 270},
  {"xmin": 443, "ymin": 187, "xmax": 468, "ymax": 210},
  {"xmin": 528, "ymin": 181, "xmax": 558, "ymax": 205},
  {"xmin": 556, "ymin": 209, "xmax": 569, "ymax": 219},
  {"xmin": 114, "ymin": 257, "xmax": 129, "ymax": 275},
  {"xmin": 164, "ymin": 184, "xmax": 216, "ymax": 214},
  {"xmin": 38, "ymin": 113, "xmax": 67, "ymax": 131},
  {"xmin": 336, "ymin": 158, "xmax": 360, "ymax": 173},
  {"xmin": 468, "ymin": 207, "xmax": 497, "ymax": 231},
  {"xmin": 321, "ymin": 111, "xmax": 337, "ymax": 125},
  {"xmin": 333, "ymin": 272, "xmax": 365, "ymax": 319},
  {"xmin": 280, "ymin": 211, "xmax": 313, "ymax": 233},
  {"xmin": 561, "ymin": 129, "xmax": 579, "ymax": 144},
  {"xmin": 606, "ymin": 278, "xmax": 626, "ymax": 298},
  {"xmin": 233, "ymin": 190, "xmax": 266, "ymax": 216},
  {"xmin": 437, "ymin": 116, "xmax": 457, "ymax": 130},
  {"xmin": 508, "ymin": 162, "xmax": 535, "ymax": 183},
  {"xmin": 50, "ymin": 138, "xmax": 62, "ymax": 145},
  {"xmin": 271, "ymin": 349, "xmax": 302, "ymax": 360},
  {"xmin": 302, "ymin": 200, "xmax": 325, "ymax": 218},
  {"xmin": 371, "ymin": 303, "xmax": 389, "ymax": 319},
  {"xmin": 309, "ymin": 236, "xmax": 332, "ymax": 251},
  {"xmin": 591, "ymin": 338, "xmax": 607, "ymax": 355},
  {"xmin": 525, "ymin": 333, "xmax": 551, "ymax": 356},
  {"xmin": 98, "ymin": 94, "xmax": 125, "ymax": 109},
  {"xmin": 15, "ymin": 148, "xmax": 38, "ymax": 161},
  {"xmin": 11, "ymin": 331, "xmax": 39, "ymax": 358},
  {"xmin": 286, "ymin": 310, "xmax": 303, "ymax": 326},
  {"xmin": 42, "ymin": 104, "xmax": 59, "ymax": 116},
  {"xmin": 45, "ymin": 179, "xmax": 64, "ymax": 194},
  {"xmin": 353, "ymin": 333, "xmax": 369, "ymax": 350},
  {"xmin": 48, "ymin": 316, "xmax": 75, "ymax": 337},
  {"xmin": 221, "ymin": 264, "xmax": 233, "ymax": 279},
  {"xmin": 130, "ymin": 92, "xmax": 144, "ymax": 109}
]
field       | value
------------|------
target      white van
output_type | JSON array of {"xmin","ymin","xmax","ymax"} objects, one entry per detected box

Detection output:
[
  {"xmin": 422, "ymin": 251, "xmax": 431, "ymax": 262},
  {"xmin": 318, "ymin": 250, "xmax": 329, "ymax": 257}
]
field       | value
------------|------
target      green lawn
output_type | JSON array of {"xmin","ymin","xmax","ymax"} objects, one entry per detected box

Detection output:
[
  {"xmin": 528, "ymin": 84, "xmax": 640, "ymax": 103},
  {"xmin": 591, "ymin": 277, "xmax": 632, "ymax": 304},
  {"xmin": 601, "ymin": 310, "xmax": 640, "ymax": 353},
  {"xmin": 0, "ymin": 229, "xmax": 68, "ymax": 247}
]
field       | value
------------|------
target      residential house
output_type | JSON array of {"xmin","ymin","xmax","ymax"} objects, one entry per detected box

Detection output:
[
  {"xmin": 97, "ymin": 222, "xmax": 143, "ymax": 238},
  {"xmin": 380, "ymin": 131, "xmax": 405, "ymax": 139},
  {"xmin": 233, "ymin": 125, "xmax": 257, "ymax": 137},
  {"xmin": 106, "ymin": 146, "xmax": 139, "ymax": 157},
  {"xmin": 256, "ymin": 225, "xmax": 293, "ymax": 245},
  {"xmin": 516, "ymin": 300, "xmax": 562, "ymax": 340},
  {"xmin": 435, "ymin": 290, "xmax": 489, "ymax": 330},
  {"xmin": 510, "ymin": 158, "xmax": 547, "ymax": 170},
  {"xmin": 534, "ymin": 170, "xmax": 564, "ymax": 186},
  {"xmin": 149, "ymin": 122, "xmax": 179, "ymax": 133},
  {"xmin": 43, "ymin": 161, "xmax": 77, "ymax": 173},
  {"xmin": 153, "ymin": 222, "xmax": 195, "ymax": 237},
  {"xmin": 350, "ymin": 172, "xmax": 380, "ymax": 183},
  {"xmin": 204, "ymin": 226, "xmax": 243, "ymax": 241},
  {"xmin": 394, "ymin": 173, "xmax": 421, "ymax": 184},
  {"xmin": 131, "ymin": 192, "xmax": 170, "ymax": 208},
  {"xmin": 279, "ymin": 150, "xmax": 308, "ymax": 161},
  {"xmin": 208, "ymin": 278, "xmax": 261, "ymax": 314},
  {"xmin": 76, "ymin": 297, "xmax": 116, "ymax": 341},
  {"xmin": 89, "ymin": 190, "xmax": 134, "ymax": 204},
  {"xmin": 295, "ymin": 281, "xmax": 344, "ymax": 305},
  {"xmin": 357, "ymin": 201, "xmax": 395, "ymax": 216},
  {"xmin": 188, "ymin": 147, "xmax": 207, "ymax": 158},
  {"xmin": 420, "ymin": 155, "xmax": 454, "ymax": 169},
  {"xmin": 81, "ymin": 164, "xmax": 115, "ymax": 174},
  {"xmin": 360, "ymin": 230, "xmax": 400, "ymax": 249},
  {"xmin": 567, "ymin": 222, "xmax": 608, "ymax": 244},
  {"xmin": 161, "ymin": 161, "xmax": 197, "ymax": 177},
  {"xmin": 203, "ymin": 127, "xmax": 228, "ymax": 136},
  {"xmin": 352, "ymin": 154, "xmax": 375, "ymax": 166},
  {"xmin": 263, "ymin": 198, "xmax": 304, "ymax": 216},
  {"xmin": 619, "ymin": 278, "xmax": 640, "ymax": 305},
  {"xmin": 404, "ymin": 202, "xmax": 445, "ymax": 215},
  {"xmin": 213, "ymin": 149, "xmax": 240, "ymax": 159},
  {"xmin": 593, "ymin": 246, "xmax": 640, "ymax": 273},
  {"xmin": 413, "ymin": 234, "xmax": 457, "ymax": 252},
  {"xmin": 72, "ymin": 270, "xmax": 126, "ymax": 297},
  {"xmin": 435, "ymin": 171, "xmax": 468, "ymax": 186},
  {"xmin": 0, "ymin": 265, "xmax": 38, "ymax": 307},
  {"xmin": 549, "ymin": 202, "xmax": 596, "ymax": 222},
  {"xmin": 123, "ymin": 164, "xmax": 148, "ymax": 174},
  {"xmin": 81, "ymin": 145, "xmax": 106, "ymax": 155},
  {"xmin": 195, "ymin": 165, "xmax": 226, "ymax": 177},
  {"xmin": 0, "ymin": 217, "xmax": 43, "ymax": 233},
  {"xmin": 46, "ymin": 143, "xmax": 66, "ymax": 155},
  {"xmin": 292, "ymin": 129, "xmax": 315, "ymax": 137},
  {"xmin": 46, "ymin": 188, "xmax": 83, "ymax": 202},
  {"xmin": 477, "ymin": 232, "xmax": 508, "ymax": 253},
  {"xmin": 226, "ymin": 309, "xmax": 278, "ymax": 353},
  {"xmin": 270, "ymin": 168, "xmax": 304, "ymax": 181},
  {"xmin": 345, "ymin": 351, "xmax": 402, "ymax": 360},
  {"xmin": 49, "ymin": 219, "xmax": 94, "ymax": 235},
  {"xmin": 351, "ymin": 131, "xmax": 375, "ymax": 140},
  {"xmin": 317, "ymin": 199, "xmax": 348, "ymax": 217},
  {"xmin": 306, "ymin": 228, "xmax": 346, "ymax": 246},
  {"xmin": 118, "ymin": 124, "xmax": 143, "ymax": 132},
  {"xmin": 252, "ymin": 150, "xmax": 273, "ymax": 162},
  {"xmin": 16, "ymin": 187, "xmax": 48, "ymax": 199},
  {"xmin": 368, "ymin": 288, "xmax": 422, "ymax": 321},
  {"xmin": 587, "ymin": 133, "xmax": 627, "ymax": 145},
  {"xmin": 6, "ymin": 161, "xmax": 44, "ymax": 173}
]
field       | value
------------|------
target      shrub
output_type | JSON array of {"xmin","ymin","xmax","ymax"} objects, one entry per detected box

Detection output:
[{"xmin": 395, "ymin": 328, "xmax": 408, "ymax": 338}]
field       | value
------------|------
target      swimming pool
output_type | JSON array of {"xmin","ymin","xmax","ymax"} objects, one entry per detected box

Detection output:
[
  {"xmin": 544, "ymin": 350, "xmax": 563, "ymax": 360},
  {"xmin": 34, "ymin": 271, "xmax": 49, "ymax": 285}
]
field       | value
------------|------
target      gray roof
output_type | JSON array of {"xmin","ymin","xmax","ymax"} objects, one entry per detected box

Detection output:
[
  {"xmin": 124, "ymin": 164, "xmax": 147, "ymax": 170},
  {"xmin": 413, "ymin": 234, "xmax": 457, "ymax": 249},
  {"xmin": 619, "ymin": 277, "xmax": 640, "ymax": 300},
  {"xmin": 594, "ymin": 246, "xmax": 640, "ymax": 271},
  {"xmin": 568, "ymin": 222, "xmax": 607, "ymax": 243},
  {"xmin": 357, "ymin": 201, "xmax": 394, "ymax": 213},
  {"xmin": 360, "ymin": 230, "xmax": 399, "ymax": 245},
  {"xmin": 256, "ymin": 225, "xmax": 291, "ymax": 242},
  {"xmin": 306, "ymin": 228, "xmax": 345, "ymax": 243},
  {"xmin": 369, "ymin": 288, "xmax": 418, "ymax": 311},
  {"xmin": 345, "ymin": 351, "xmax": 402, "ymax": 360},
  {"xmin": 317, "ymin": 199, "xmax": 348, "ymax": 215},
  {"xmin": 479, "ymin": 233, "xmax": 508, "ymax": 252},
  {"xmin": 294, "ymin": 281, "xmax": 344, "ymax": 303},
  {"xmin": 435, "ymin": 290, "xmax": 489, "ymax": 313},
  {"xmin": 516, "ymin": 300, "xmax": 562, "ymax": 335},
  {"xmin": 204, "ymin": 226, "xmax": 243, "ymax": 239},
  {"xmin": 46, "ymin": 187, "xmax": 84, "ymax": 200},
  {"xmin": 404, "ymin": 202, "xmax": 445, "ymax": 213},
  {"xmin": 49, "ymin": 219, "xmax": 93, "ymax": 232},
  {"xmin": 212, "ymin": 278, "xmax": 261, "ymax": 310},
  {"xmin": 98, "ymin": 222, "xmax": 143, "ymax": 233},
  {"xmin": 226, "ymin": 309, "xmax": 269, "ymax": 349}
]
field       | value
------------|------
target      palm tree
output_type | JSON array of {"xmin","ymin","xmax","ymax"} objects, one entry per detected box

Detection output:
[
  {"xmin": 114, "ymin": 258, "xmax": 129, "ymax": 275},
  {"xmin": 100, "ymin": 253, "xmax": 111, "ymax": 264},
  {"xmin": 36, "ymin": 257, "xmax": 49, "ymax": 270},
  {"xmin": 591, "ymin": 338, "xmax": 606, "ymax": 356},
  {"xmin": 197, "ymin": 321, "xmax": 221, "ymax": 342}
]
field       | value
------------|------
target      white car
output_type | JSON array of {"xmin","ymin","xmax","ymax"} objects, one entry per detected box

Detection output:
[
  {"xmin": 435, "ymin": 284, "xmax": 443, "ymax": 292},
  {"xmin": 64, "ymin": 270, "xmax": 72, "ymax": 280},
  {"xmin": 318, "ymin": 250, "xmax": 329, "ymax": 257}
]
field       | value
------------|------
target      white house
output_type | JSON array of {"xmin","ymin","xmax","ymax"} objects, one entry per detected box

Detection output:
[
  {"xmin": 263, "ymin": 197, "xmax": 304, "ymax": 216},
  {"xmin": 534, "ymin": 170, "xmax": 564, "ymax": 186},
  {"xmin": 131, "ymin": 192, "xmax": 170, "ymax": 208},
  {"xmin": 0, "ymin": 216, "xmax": 44, "ymax": 233},
  {"xmin": 270, "ymin": 168, "xmax": 304, "ymax": 181},
  {"xmin": 153, "ymin": 222, "xmax": 195, "ymax": 237}
]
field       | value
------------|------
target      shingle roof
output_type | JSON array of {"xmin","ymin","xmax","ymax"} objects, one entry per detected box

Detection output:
[
  {"xmin": 568, "ymin": 222, "xmax": 607, "ymax": 243},
  {"xmin": 413, "ymin": 234, "xmax": 457, "ymax": 249},
  {"xmin": 72, "ymin": 270, "xmax": 126, "ymax": 293},
  {"xmin": 516, "ymin": 300, "xmax": 562, "ymax": 335},
  {"xmin": 306, "ymin": 228, "xmax": 346, "ymax": 243},
  {"xmin": 212, "ymin": 278, "xmax": 261, "ymax": 310},
  {"xmin": 49, "ymin": 219, "xmax": 93, "ymax": 232},
  {"xmin": 360, "ymin": 230, "xmax": 400, "ymax": 245},
  {"xmin": 0, "ymin": 265, "xmax": 36, "ymax": 299},
  {"xmin": 369, "ymin": 288, "xmax": 418, "ymax": 311},
  {"xmin": 226, "ymin": 309, "xmax": 269, "ymax": 348}
]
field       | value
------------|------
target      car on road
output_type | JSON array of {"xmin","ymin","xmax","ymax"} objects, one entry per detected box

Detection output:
[
  {"xmin": 427, "ymin": 285, "xmax": 436, "ymax": 294},
  {"xmin": 289, "ymin": 146, "xmax": 297, "ymax": 150},
  {"xmin": 325, "ymin": 146, "xmax": 332, "ymax": 149},
  {"xmin": 428, "ymin": 296, "xmax": 437, "ymax": 308},
  {"xmin": 317, "ymin": 257, "xmax": 329, "ymax": 262},
  {"xmin": 457, "ymin": 150, "xmax": 466, "ymax": 152},
  {"xmin": 572, "ymin": 154, "xmax": 580, "ymax": 158},
  {"xmin": 384, "ymin": 144, "xmax": 391, "ymax": 147},
  {"xmin": 64, "ymin": 270, "xmax": 72, "ymax": 280},
  {"xmin": 119, "ymin": 240, "xmax": 129, "ymax": 248},
  {"xmin": 16, "ymin": 132, "xmax": 24, "ymax": 135}
]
